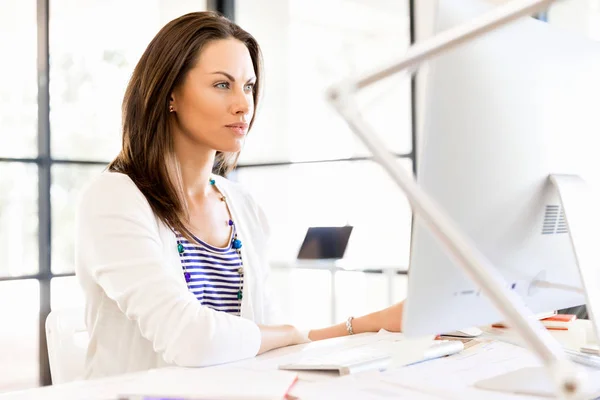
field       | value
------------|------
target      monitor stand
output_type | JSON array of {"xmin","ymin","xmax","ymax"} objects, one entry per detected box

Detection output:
[
  {"xmin": 475, "ymin": 174, "xmax": 600, "ymax": 398},
  {"xmin": 475, "ymin": 366, "xmax": 600, "ymax": 398}
]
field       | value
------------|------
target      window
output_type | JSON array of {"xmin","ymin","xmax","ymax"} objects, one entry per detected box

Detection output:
[
  {"xmin": 0, "ymin": 280, "xmax": 40, "ymax": 392},
  {"xmin": 0, "ymin": 0, "xmax": 37, "ymax": 158},
  {"xmin": 0, "ymin": 0, "xmax": 414, "ymax": 391},
  {"xmin": 546, "ymin": 0, "xmax": 600, "ymax": 40},
  {"xmin": 51, "ymin": 276, "xmax": 84, "ymax": 311},
  {"xmin": 0, "ymin": 0, "xmax": 208, "ymax": 391},
  {"xmin": 51, "ymin": 164, "xmax": 106, "ymax": 274},
  {"xmin": 237, "ymin": 0, "xmax": 412, "ymax": 164},
  {"xmin": 234, "ymin": 0, "xmax": 414, "ymax": 266},
  {"xmin": 49, "ymin": 0, "xmax": 207, "ymax": 161},
  {"xmin": 234, "ymin": 159, "xmax": 413, "ymax": 267},
  {"xmin": 233, "ymin": 0, "xmax": 414, "ymax": 329},
  {"xmin": 0, "ymin": 163, "xmax": 38, "ymax": 278}
]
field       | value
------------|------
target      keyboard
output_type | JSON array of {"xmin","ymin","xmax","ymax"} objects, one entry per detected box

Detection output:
[
  {"xmin": 422, "ymin": 339, "xmax": 465, "ymax": 361},
  {"xmin": 279, "ymin": 339, "xmax": 464, "ymax": 376},
  {"xmin": 563, "ymin": 348, "xmax": 600, "ymax": 369}
]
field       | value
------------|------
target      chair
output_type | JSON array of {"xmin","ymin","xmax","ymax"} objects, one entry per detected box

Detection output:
[{"xmin": 45, "ymin": 308, "xmax": 89, "ymax": 384}]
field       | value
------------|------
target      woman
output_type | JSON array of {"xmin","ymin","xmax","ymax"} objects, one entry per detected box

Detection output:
[{"xmin": 75, "ymin": 11, "xmax": 405, "ymax": 380}]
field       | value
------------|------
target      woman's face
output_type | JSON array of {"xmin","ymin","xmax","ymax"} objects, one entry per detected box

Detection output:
[{"xmin": 170, "ymin": 38, "xmax": 256, "ymax": 153}]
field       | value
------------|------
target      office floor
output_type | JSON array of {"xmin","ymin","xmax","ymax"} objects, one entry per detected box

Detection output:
[{"xmin": 0, "ymin": 270, "xmax": 408, "ymax": 393}]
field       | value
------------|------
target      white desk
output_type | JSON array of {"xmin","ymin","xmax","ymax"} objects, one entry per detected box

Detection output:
[
  {"xmin": 2, "ymin": 322, "xmax": 596, "ymax": 400},
  {"xmin": 270, "ymin": 259, "xmax": 408, "ymax": 273}
]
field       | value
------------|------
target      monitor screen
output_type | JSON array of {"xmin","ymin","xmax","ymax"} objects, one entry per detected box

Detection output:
[{"xmin": 296, "ymin": 226, "xmax": 353, "ymax": 260}]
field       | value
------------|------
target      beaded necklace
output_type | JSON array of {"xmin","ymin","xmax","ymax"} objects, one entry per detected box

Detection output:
[{"xmin": 176, "ymin": 177, "xmax": 244, "ymax": 304}]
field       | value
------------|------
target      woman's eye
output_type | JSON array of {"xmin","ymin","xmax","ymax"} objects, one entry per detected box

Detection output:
[
  {"xmin": 244, "ymin": 83, "xmax": 255, "ymax": 92},
  {"xmin": 215, "ymin": 82, "xmax": 229, "ymax": 89}
]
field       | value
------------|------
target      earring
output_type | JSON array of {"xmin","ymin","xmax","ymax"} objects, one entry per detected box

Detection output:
[{"xmin": 169, "ymin": 105, "xmax": 174, "ymax": 113}]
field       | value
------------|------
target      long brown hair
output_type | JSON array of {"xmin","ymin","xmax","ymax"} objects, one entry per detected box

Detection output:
[{"xmin": 108, "ymin": 11, "xmax": 262, "ymax": 236}]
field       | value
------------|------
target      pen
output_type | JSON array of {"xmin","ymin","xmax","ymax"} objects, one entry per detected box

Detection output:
[{"xmin": 118, "ymin": 396, "xmax": 191, "ymax": 400}]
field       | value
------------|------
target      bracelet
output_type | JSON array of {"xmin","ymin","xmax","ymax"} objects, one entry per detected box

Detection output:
[{"xmin": 346, "ymin": 316, "xmax": 355, "ymax": 335}]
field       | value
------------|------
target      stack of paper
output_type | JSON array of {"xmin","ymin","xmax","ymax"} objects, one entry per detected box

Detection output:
[{"xmin": 116, "ymin": 366, "xmax": 298, "ymax": 400}]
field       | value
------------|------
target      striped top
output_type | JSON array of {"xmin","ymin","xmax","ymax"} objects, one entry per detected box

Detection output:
[{"xmin": 176, "ymin": 228, "xmax": 244, "ymax": 316}]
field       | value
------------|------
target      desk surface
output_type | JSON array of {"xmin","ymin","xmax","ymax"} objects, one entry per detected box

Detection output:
[
  {"xmin": 3, "ymin": 329, "xmax": 590, "ymax": 400},
  {"xmin": 271, "ymin": 259, "xmax": 408, "ymax": 273}
]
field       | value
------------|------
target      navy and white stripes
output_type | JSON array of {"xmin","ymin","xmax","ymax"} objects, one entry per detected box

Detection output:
[{"xmin": 176, "ymin": 230, "xmax": 244, "ymax": 316}]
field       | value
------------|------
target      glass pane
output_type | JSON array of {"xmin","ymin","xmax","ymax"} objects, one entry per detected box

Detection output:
[
  {"xmin": 237, "ymin": 0, "xmax": 412, "ymax": 164},
  {"xmin": 51, "ymin": 164, "xmax": 106, "ymax": 274},
  {"xmin": 335, "ymin": 271, "xmax": 389, "ymax": 322},
  {"xmin": 270, "ymin": 268, "xmax": 332, "ymax": 328},
  {"xmin": 0, "ymin": 0, "xmax": 37, "ymax": 158},
  {"xmin": 51, "ymin": 276, "xmax": 85, "ymax": 311},
  {"xmin": 547, "ymin": 1, "xmax": 600, "ymax": 40},
  {"xmin": 0, "ymin": 163, "xmax": 38, "ymax": 277},
  {"xmin": 392, "ymin": 273, "xmax": 408, "ymax": 303},
  {"xmin": 233, "ymin": 159, "xmax": 413, "ymax": 268},
  {"xmin": 0, "ymin": 280, "xmax": 39, "ymax": 393},
  {"xmin": 49, "ymin": 0, "xmax": 207, "ymax": 161}
]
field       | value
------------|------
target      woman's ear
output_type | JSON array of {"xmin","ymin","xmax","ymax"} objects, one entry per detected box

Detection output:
[{"xmin": 169, "ymin": 95, "xmax": 176, "ymax": 113}]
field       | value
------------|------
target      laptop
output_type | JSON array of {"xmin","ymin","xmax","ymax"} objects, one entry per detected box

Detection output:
[{"xmin": 296, "ymin": 226, "xmax": 353, "ymax": 260}]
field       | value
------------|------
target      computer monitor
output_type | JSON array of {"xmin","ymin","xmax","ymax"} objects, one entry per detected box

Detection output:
[{"xmin": 403, "ymin": 0, "xmax": 600, "ymax": 337}]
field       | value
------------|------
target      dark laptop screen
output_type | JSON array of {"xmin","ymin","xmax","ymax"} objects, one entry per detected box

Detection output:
[{"xmin": 297, "ymin": 226, "xmax": 353, "ymax": 260}]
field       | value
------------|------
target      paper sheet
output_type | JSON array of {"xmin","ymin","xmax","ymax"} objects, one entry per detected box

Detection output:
[
  {"xmin": 116, "ymin": 367, "xmax": 298, "ymax": 400},
  {"xmin": 11, "ymin": 338, "xmax": 594, "ymax": 400},
  {"xmin": 373, "ymin": 340, "xmax": 548, "ymax": 399},
  {"xmin": 286, "ymin": 341, "xmax": 545, "ymax": 400},
  {"xmin": 0, "ymin": 367, "xmax": 298, "ymax": 400},
  {"xmin": 290, "ymin": 371, "xmax": 446, "ymax": 400}
]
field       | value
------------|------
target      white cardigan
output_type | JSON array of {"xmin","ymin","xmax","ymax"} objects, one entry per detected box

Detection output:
[{"xmin": 75, "ymin": 172, "xmax": 279, "ymax": 379}]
